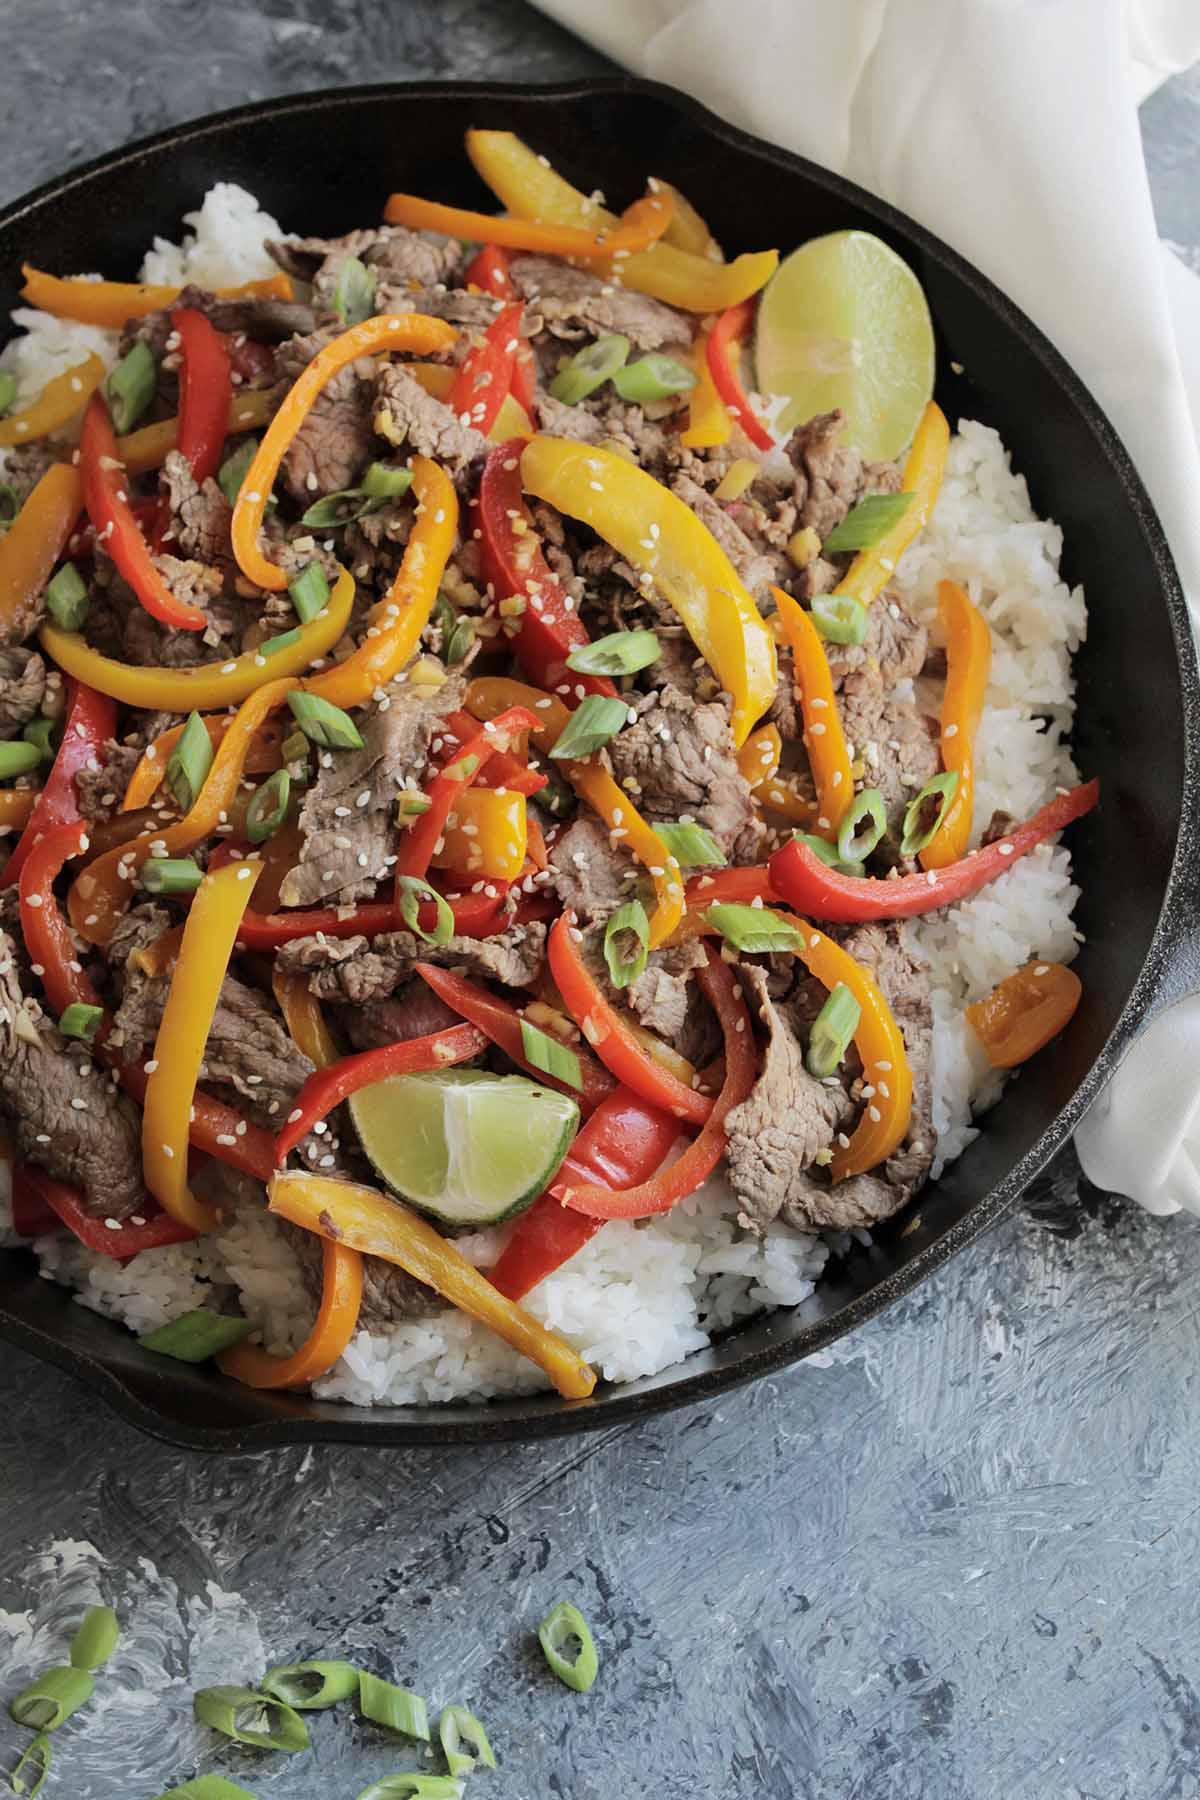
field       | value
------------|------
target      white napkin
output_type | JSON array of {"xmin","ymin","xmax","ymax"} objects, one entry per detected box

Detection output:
[{"xmin": 535, "ymin": 0, "xmax": 1200, "ymax": 1212}]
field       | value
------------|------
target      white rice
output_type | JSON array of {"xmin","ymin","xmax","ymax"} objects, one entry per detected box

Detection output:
[{"xmin": 2, "ymin": 190, "xmax": 1087, "ymax": 1403}]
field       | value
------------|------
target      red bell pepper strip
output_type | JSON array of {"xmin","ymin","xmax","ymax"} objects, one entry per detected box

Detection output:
[
  {"xmin": 449, "ymin": 301, "xmax": 525, "ymax": 436},
  {"xmin": 115, "ymin": 1059, "xmax": 277, "ymax": 1184},
  {"xmin": 274, "ymin": 1022, "xmax": 487, "ymax": 1162},
  {"xmin": 79, "ymin": 392, "xmax": 207, "ymax": 631},
  {"xmin": 1, "ymin": 677, "xmax": 116, "ymax": 889},
  {"xmin": 10, "ymin": 1166, "xmax": 59, "ymax": 1238},
  {"xmin": 14, "ymin": 1162, "xmax": 198, "ymax": 1257},
  {"xmin": 547, "ymin": 912, "xmax": 713, "ymax": 1126},
  {"xmin": 563, "ymin": 949, "xmax": 755, "ymax": 1219},
  {"xmin": 18, "ymin": 817, "xmax": 105, "ymax": 1021},
  {"xmin": 172, "ymin": 307, "xmax": 233, "ymax": 485},
  {"xmin": 394, "ymin": 703, "xmax": 539, "ymax": 882},
  {"xmin": 489, "ymin": 1084, "xmax": 679, "ymax": 1297},
  {"xmin": 768, "ymin": 778, "xmax": 1101, "ymax": 923},
  {"xmin": 465, "ymin": 242, "xmax": 516, "ymax": 298},
  {"xmin": 221, "ymin": 331, "xmax": 276, "ymax": 386},
  {"xmin": 234, "ymin": 885, "xmax": 518, "ymax": 952},
  {"xmin": 441, "ymin": 709, "xmax": 547, "ymax": 796},
  {"xmin": 414, "ymin": 960, "xmax": 615, "ymax": 1115},
  {"xmin": 67, "ymin": 494, "xmax": 161, "ymax": 563},
  {"xmin": 707, "ymin": 299, "xmax": 773, "ymax": 452},
  {"xmin": 683, "ymin": 866, "xmax": 782, "ymax": 910},
  {"xmin": 478, "ymin": 442, "xmax": 617, "ymax": 699}
]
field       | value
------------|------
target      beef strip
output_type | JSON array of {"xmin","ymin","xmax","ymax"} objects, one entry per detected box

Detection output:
[
  {"xmin": 534, "ymin": 392, "xmax": 606, "ymax": 442},
  {"xmin": 669, "ymin": 473, "xmax": 791, "ymax": 603},
  {"xmin": 789, "ymin": 409, "xmax": 901, "ymax": 541},
  {"xmin": 75, "ymin": 741, "xmax": 143, "ymax": 820},
  {"xmin": 508, "ymin": 256, "xmax": 690, "ymax": 350},
  {"xmin": 269, "ymin": 227, "xmax": 461, "ymax": 304},
  {"xmin": 606, "ymin": 683, "xmax": 762, "ymax": 862},
  {"xmin": 278, "ymin": 923, "xmax": 547, "ymax": 1003},
  {"xmin": 373, "ymin": 364, "xmax": 487, "ymax": 476},
  {"xmin": 981, "ymin": 808, "xmax": 1017, "ymax": 846},
  {"xmin": 161, "ymin": 451, "xmax": 235, "ymax": 569},
  {"xmin": 120, "ymin": 563, "xmax": 244, "ymax": 669},
  {"xmin": 547, "ymin": 815, "xmax": 631, "ymax": 923},
  {"xmin": 401, "ymin": 287, "xmax": 502, "ymax": 331},
  {"xmin": 0, "ymin": 647, "xmax": 46, "ymax": 737},
  {"xmin": 625, "ymin": 937, "xmax": 708, "ymax": 1045},
  {"xmin": 2, "ymin": 443, "xmax": 58, "ymax": 507},
  {"xmin": 835, "ymin": 667, "xmax": 940, "ymax": 814},
  {"xmin": 823, "ymin": 591, "xmax": 928, "ymax": 689},
  {"xmin": 274, "ymin": 328, "xmax": 375, "ymax": 501},
  {"xmin": 334, "ymin": 979, "xmax": 463, "ymax": 1052}
]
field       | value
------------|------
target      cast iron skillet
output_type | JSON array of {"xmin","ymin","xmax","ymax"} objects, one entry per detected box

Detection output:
[{"xmin": 0, "ymin": 79, "xmax": 1194, "ymax": 1450}]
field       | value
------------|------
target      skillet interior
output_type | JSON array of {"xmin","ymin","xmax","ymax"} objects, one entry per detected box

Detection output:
[{"xmin": 0, "ymin": 78, "xmax": 1193, "ymax": 1450}]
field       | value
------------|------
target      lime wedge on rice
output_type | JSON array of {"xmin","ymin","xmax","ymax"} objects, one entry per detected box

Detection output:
[
  {"xmin": 348, "ymin": 1068, "xmax": 579, "ymax": 1228},
  {"xmin": 754, "ymin": 230, "xmax": 935, "ymax": 461}
]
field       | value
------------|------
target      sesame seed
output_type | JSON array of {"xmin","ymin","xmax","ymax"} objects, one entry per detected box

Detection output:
[{"xmin": 161, "ymin": 1143, "xmax": 175, "ymax": 1158}]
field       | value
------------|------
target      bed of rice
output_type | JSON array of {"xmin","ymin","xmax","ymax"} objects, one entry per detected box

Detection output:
[{"xmin": 0, "ymin": 187, "xmax": 1087, "ymax": 1405}]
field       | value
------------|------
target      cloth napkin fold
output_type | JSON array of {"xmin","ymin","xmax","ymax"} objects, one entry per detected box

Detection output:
[{"xmin": 535, "ymin": 0, "xmax": 1200, "ymax": 1212}]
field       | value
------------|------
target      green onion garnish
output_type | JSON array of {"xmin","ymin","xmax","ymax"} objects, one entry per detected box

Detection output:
[
  {"xmin": 0, "ymin": 482, "xmax": 20, "ymax": 526},
  {"xmin": 299, "ymin": 489, "xmax": 375, "ymax": 530},
  {"xmin": 22, "ymin": 717, "xmax": 58, "ymax": 762},
  {"xmin": 441, "ymin": 752, "xmax": 479, "ymax": 784},
  {"xmin": 287, "ymin": 690, "xmax": 364, "ymax": 751},
  {"xmin": 809, "ymin": 593, "xmax": 869, "ymax": 646},
  {"xmin": 166, "ymin": 710, "xmax": 213, "ymax": 813},
  {"xmin": 353, "ymin": 1780, "xmax": 464, "ymax": 1800},
  {"xmin": 0, "ymin": 371, "xmax": 15, "ymax": 418},
  {"xmin": 45, "ymin": 561, "xmax": 90, "ymax": 632},
  {"xmin": 139, "ymin": 1310, "xmax": 255, "ymax": 1363},
  {"xmin": 105, "ymin": 339, "xmax": 155, "ymax": 434},
  {"xmin": 602, "ymin": 898, "xmax": 650, "ymax": 989},
  {"xmin": 140, "ymin": 857, "xmax": 204, "ymax": 897},
  {"xmin": 549, "ymin": 333, "xmax": 630, "ymax": 406},
  {"xmin": 899, "ymin": 769, "xmax": 961, "ymax": 857},
  {"xmin": 537, "ymin": 1600, "xmax": 599, "ymax": 1693},
  {"xmin": 9, "ymin": 1733, "xmax": 50, "ymax": 1799},
  {"xmin": 192, "ymin": 1685, "xmax": 309, "ymax": 1752},
  {"xmin": 529, "ymin": 760, "xmax": 574, "ymax": 818},
  {"xmin": 396, "ymin": 875, "xmax": 454, "ymax": 947},
  {"xmin": 836, "ymin": 788, "xmax": 886, "ymax": 864},
  {"xmin": 792, "ymin": 831, "xmax": 864, "ymax": 878},
  {"xmin": 438, "ymin": 1705, "xmax": 497, "ymax": 1778},
  {"xmin": 68, "ymin": 1605, "xmax": 120, "ymax": 1672},
  {"xmin": 611, "ymin": 353, "xmax": 697, "ymax": 403},
  {"xmin": 150, "ymin": 1779, "xmax": 259, "ymax": 1800},
  {"xmin": 821, "ymin": 491, "xmax": 914, "ymax": 554},
  {"xmin": 287, "ymin": 560, "xmax": 330, "ymax": 625},
  {"xmin": 0, "ymin": 740, "xmax": 45, "ymax": 781},
  {"xmin": 396, "ymin": 790, "xmax": 432, "ymax": 820},
  {"xmin": 445, "ymin": 617, "xmax": 476, "ymax": 665},
  {"xmin": 548, "ymin": 694, "xmax": 629, "ymax": 761},
  {"xmin": 565, "ymin": 628, "xmax": 661, "ymax": 678},
  {"xmin": 333, "ymin": 256, "xmax": 378, "ymax": 326},
  {"xmin": 260, "ymin": 1660, "xmax": 359, "ymax": 1711},
  {"xmin": 59, "ymin": 1002, "xmax": 104, "ymax": 1042},
  {"xmin": 806, "ymin": 982, "xmax": 861, "ymax": 1078},
  {"xmin": 9, "ymin": 1666, "xmax": 93, "ymax": 1731},
  {"xmin": 245, "ymin": 770, "xmax": 291, "ymax": 846},
  {"xmin": 702, "ymin": 902, "xmax": 806, "ymax": 957},
  {"xmin": 281, "ymin": 729, "xmax": 311, "ymax": 769},
  {"xmin": 520, "ymin": 1019, "xmax": 583, "ymax": 1090},
  {"xmin": 357, "ymin": 1671, "xmax": 430, "ymax": 1740},
  {"xmin": 218, "ymin": 437, "xmax": 259, "ymax": 509},
  {"xmin": 654, "ymin": 821, "xmax": 725, "ymax": 868},
  {"xmin": 360, "ymin": 461, "xmax": 413, "ymax": 500},
  {"xmin": 260, "ymin": 627, "xmax": 303, "ymax": 660}
]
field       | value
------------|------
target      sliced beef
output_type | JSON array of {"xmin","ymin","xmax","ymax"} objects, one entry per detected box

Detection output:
[
  {"xmin": 161, "ymin": 451, "xmax": 234, "ymax": 569},
  {"xmin": 626, "ymin": 937, "xmax": 707, "ymax": 1045},
  {"xmin": 373, "ymin": 364, "xmax": 487, "ymax": 476},
  {"xmin": 269, "ymin": 226, "xmax": 461, "ymax": 305},
  {"xmin": 185, "ymin": 286, "xmax": 317, "ymax": 342},
  {"xmin": 278, "ymin": 923, "xmax": 547, "ymax": 1004},
  {"xmin": 981, "ymin": 808, "xmax": 1017, "ymax": 847},
  {"xmin": 2, "ymin": 443, "xmax": 58, "ymax": 508},
  {"xmin": 335, "ymin": 979, "xmax": 463, "ymax": 1053},
  {"xmin": 839, "ymin": 922, "xmax": 934, "ymax": 1200},
  {"xmin": 509, "ymin": 256, "xmax": 690, "ymax": 350},
  {"xmin": 274, "ymin": 328, "xmax": 375, "ymax": 501},
  {"xmin": 75, "ymin": 742, "xmax": 143, "ymax": 821},
  {"xmin": 121, "ymin": 567, "xmax": 244, "ymax": 669},
  {"xmin": 547, "ymin": 815, "xmax": 631, "ymax": 923},
  {"xmin": 788, "ymin": 409, "xmax": 901, "ymax": 542},
  {"xmin": 401, "ymin": 288, "xmax": 502, "ymax": 331},
  {"xmin": 607, "ymin": 684, "xmax": 762, "ymax": 862},
  {"xmin": 670, "ymin": 473, "xmax": 791, "ymax": 603},
  {"xmin": 534, "ymin": 392, "xmax": 606, "ymax": 442},
  {"xmin": 0, "ymin": 647, "xmax": 46, "ymax": 737},
  {"xmin": 105, "ymin": 901, "xmax": 171, "ymax": 975},
  {"xmin": 835, "ymin": 667, "xmax": 940, "ymax": 814},
  {"xmin": 823, "ymin": 591, "xmax": 928, "ymax": 689}
]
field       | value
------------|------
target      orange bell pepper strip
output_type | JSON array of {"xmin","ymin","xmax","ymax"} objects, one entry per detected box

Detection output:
[
  {"xmin": 0, "ymin": 462, "xmax": 82, "ymax": 639},
  {"xmin": 266, "ymin": 1169, "xmax": 597, "ymax": 1401},
  {"xmin": 272, "ymin": 967, "xmax": 341, "ymax": 1070},
  {"xmin": 431, "ymin": 786, "xmax": 528, "ymax": 882},
  {"xmin": 772, "ymin": 589, "xmax": 854, "ymax": 833},
  {"xmin": 0, "ymin": 355, "xmax": 105, "ymax": 448},
  {"xmin": 737, "ymin": 722, "xmax": 781, "ymax": 788},
  {"xmin": 122, "ymin": 713, "xmax": 286, "ymax": 812},
  {"xmin": 218, "ymin": 1235, "xmax": 365, "ymax": 1391},
  {"xmin": 118, "ymin": 386, "xmax": 275, "ymax": 477},
  {"xmin": 231, "ymin": 313, "xmax": 458, "ymax": 591},
  {"xmin": 519, "ymin": 437, "xmax": 777, "ymax": 747},
  {"xmin": 920, "ymin": 579, "xmax": 992, "ymax": 870},
  {"xmin": 679, "ymin": 326, "xmax": 733, "ymax": 450},
  {"xmin": 655, "ymin": 180, "xmax": 723, "ymax": 260},
  {"xmin": 0, "ymin": 790, "xmax": 35, "ymax": 832},
  {"xmin": 141, "ymin": 860, "xmax": 264, "ymax": 1232},
  {"xmin": 383, "ymin": 186, "xmax": 673, "ymax": 260},
  {"xmin": 966, "ymin": 960, "xmax": 1082, "ymax": 1069},
  {"xmin": 19, "ymin": 265, "xmax": 292, "ymax": 329},
  {"xmin": 834, "ymin": 402, "xmax": 950, "ymax": 608}
]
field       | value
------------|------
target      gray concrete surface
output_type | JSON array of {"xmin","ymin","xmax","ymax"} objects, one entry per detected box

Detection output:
[{"xmin": 0, "ymin": 7, "xmax": 1199, "ymax": 1797}]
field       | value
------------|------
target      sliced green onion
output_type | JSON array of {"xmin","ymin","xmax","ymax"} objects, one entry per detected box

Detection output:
[
  {"xmin": 0, "ymin": 740, "xmax": 44, "ymax": 781},
  {"xmin": 287, "ymin": 560, "xmax": 330, "ymax": 625},
  {"xmin": 565, "ymin": 628, "xmax": 661, "ymax": 678},
  {"xmin": 0, "ymin": 482, "xmax": 20, "ymax": 526},
  {"xmin": 445, "ymin": 618, "xmax": 476, "ymax": 664},
  {"xmin": 537, "ymin": 1600, "xmax": 599, "ymax": 1693},
  {"xmin": 431, "ymin": 592, "xmax": 456, "ymax": 639},
  {"xmin": 9, "ymin": 1666, "xmax": 93, "ymax": 1731},
  {"xmin": 548, "ymin": 694, "xmax": 629, "ymax": 761},
  {"xmin": 529, "ymin": 760, "xmax": 574, "ymax": 818},
  {"xmin": 59, "ymin": 1002, "xmax": 105, "ymax": 1042},
  {"xmin": 549, "ymin": 333, "xmax": 630, "ymax": 405},
  {"xmin": 836, "ymin": 788, "xmax": 886, "ymax": 863},
  {"xmin": 603, "ymin": 899, "xmax": 650, "ymax": 989},
  {"xmin": 150, "ymin": 1779, "xmax": 259, "ymax": 1800},
  {"xmin": 441, "ymin": 752, "xmax": 479, "ymax": 783},
  {"xmin": 22, "ymin": 717, "xmax": 59, "ymax": 762},
  {"xmin": 45, "ymin": 561, "xmax": 89, "ymax": 632},
  {"xmin": 899, "ymin": 769, "xmax": 961, "ymax": 858},
  {"xmin": 333, "ymin": 256, "xmax": 378, "ymax": 326},
  {"xmin": 261, "ymin": 1660, "xmax": 359, "ymax": 1711},
  {"xmin": 0, "ymin": 371, "xmax": 15, "ymax": 418},
  {"xmin": 192, "ymin": 1685, "xmax": 309, "ymax": 1752},
  {"xmin": 68, "ymin": 1605, "xmax": 120, "ymax": 1672},
  {"xmin": 806, "ymin": 982, "xmax": 861, "ymax": 1078},
  {"xmin": 245, "ymin": 769, "xmax": 291, "ymax": 844},
  {"xmin": 361, "ymin": 461, "xmax": 414, "ymax": 500},
  {"xmin": 281, "ymin": 729, "xmax": 311, "ymax": 769},
  {"xmin": 140, "ymin": 1310, "xmax": 255, "ymax": 1363},
  {"xmin": 822, "ymin": 491, "xmax": 914, "ymax": 554},
  {"xmin": 396, "ymin": 874, "xmax": 453, "ymax": 947},
  {"xmin": 520, "ymin": 1018, "xmax": 583, "ymax": 1090},
  {"xmin": 105, "ymin": 340, "xmax": 155, "ymax": 434},
  {"xmin": 218, "ymin": 437, "xmax": 259, "ymax": 508},
  {"xmin": 299, "ymin": 489, "xmax": 375, "ymax": 530},
  {"xmin": 438, "ymin": 1705, "xmax": 497, "ymax": 1778},
  {"xmin": 354, "ymin": 1780, "xmax": 464, "ymax": 1800},
  {"xmin": 702, "ymin": 902, "xmax": 806, "ymax": 957},
  {"xmin": 287, "ymin": 690, "xmax": 364, "ymax": 751},
  {"xmin": 396, "ymin": 790, "xmax": 432, "ymax": 821},
  {"xmin": 357, "ymin": 1671, "xmax": 429, "ymax": 1740},
  {"xmin": 166, "ymin": 710, "xmax": 213, "ymax": 813},
  {"xmin": 810, "ymin": 593, "xmax": 868, "ymax": 646},
  {"xmin": 792, "ymin": 831, "xmax": 864, "ymax": 878},
  {"xmin": 9, "ymin": 1734, "xmax": 50, "ymax": 1799},
  {"xmin": 140, "ymin": 857, "xmax": 204, "ymax": 897},
  {"xmin": 654, "ymin": 821, "xmax": 725, "ymax": 868},
  {"xmin": 611, "ymin": 353, "xmax": 697, "ymax": 403},
  {"xmin": 260, "ymin": 627, "xmax": 303, "ymax": 660}
]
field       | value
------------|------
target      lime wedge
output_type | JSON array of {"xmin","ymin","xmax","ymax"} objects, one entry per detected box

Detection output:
[
  {"xmin": 348, "ymin": 1069, "xmax": 579, "ymax": 1228},
  {"xmin": 754, "ymin": 230, "xmax": 935, "ymax": 461}
]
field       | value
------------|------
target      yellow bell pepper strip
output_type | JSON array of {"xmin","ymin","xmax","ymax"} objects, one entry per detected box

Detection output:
[
  {"xmin": 754, "ymin": 773, "xmax": 819, "ymax": 827},
  {"xmin": 383, "ymin": 186, "xmax": 673, "ymax": 260},
  {"xmin": 19, "ymin": 266, "xmax": 293, "ymax": 329},
  {"xmin": 121, "ymin": 712, "xmax": 285, "ymax": 811},
  {"xmin": 519, "ymin": 437, "xmax": 777, "ymax": 747},
  {"xmin": 0, "ymin": 790, "xmax": 35, "ymax": 832},
  {"xmin": 117, "ymin": 385, "xmax": 275, "ymax": 478},
  {"xmin": 42, "ymin": 560, "xmax": 354, "ymax": 712},
  {"xmin": 772, "ymin": 589, "xmax": 854, "ymax": 833},
  {"xmin": 301, "ymin": 459, "xmax": 454, "ymax": 709},
  {"xmin": 737, "ymin": 721, "xmax": 781, "ymax": 788},
  {"xmin": 231, "ymin": 313, "xmax": 458, "ymax": 591},
  {"xmin": 218, "ymin": 1235, "xmax": 364, "ymax": 1391},
  {"xmin": 680, "ymin": 327, "xmax": 732, "ymax": 449},
  {"xmin": 403, "ymin": 362, "xmax": 533, "ymax": 442},
  {"xmin": 834, "ymin": 401, "xmax": 950, "ymax": 608},
  {"xmin": 266, "ymin": 1169, "xmax": 597, "ymax": 1401},
  {"xmin": 431, "ymin": 785, "xmax": 528, "ymax": 882},
  {"xmin": 465, "ymin": 130, "xmax": 779, "ymax": 313},
  {"xmin": 272, "ymin": 968, "xmax": 341, "ymax": 1069},
  {"xmin": 0, "ymin": 462, "xmax": 82, "ymax": 640},
  {"xmin": 0, "ymin": 355, "xmax": 105, "ymax": 448},
  {"xmin": 654, "ymin": 180, "xmax": 723, "ymax": 260},
  {"xmin": 919, "ymin": 578, "xmax": 992, "ymax": 870},
  {"xmin": 142, "ymin": 859, "xmax": 264, "ymax": 1232},
  {"xmin": 966, "ymin": 959, "xmax": 1083, "ymax": 1069}
]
